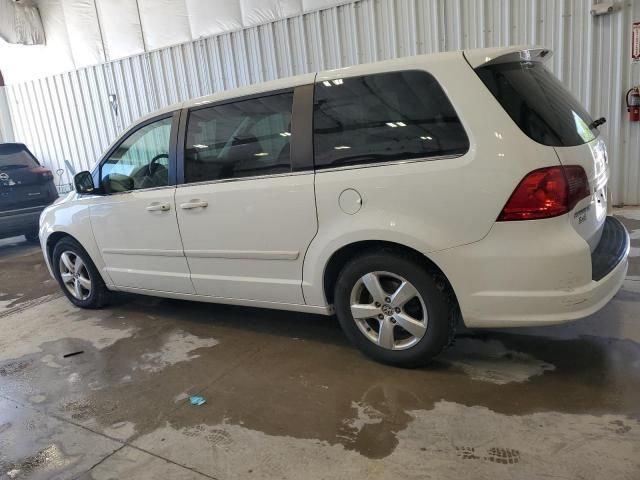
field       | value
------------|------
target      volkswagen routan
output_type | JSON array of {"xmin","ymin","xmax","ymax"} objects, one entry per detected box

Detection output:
[{"xmin": 40, "ymin": 46, "xmax": 630, "ymax": 366}]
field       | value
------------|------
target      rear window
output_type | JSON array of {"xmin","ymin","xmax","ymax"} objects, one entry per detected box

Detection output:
[
  {"xmin": 0, "ymin": 144, "xmax": 39, "ymax": 170},
  {"xmin": 475, "ymin": 61, "xmax": 598, "ymax": 147},
  {"xmin": 313, "ymin": 70, "xmax": 469, "ymax": 169}
]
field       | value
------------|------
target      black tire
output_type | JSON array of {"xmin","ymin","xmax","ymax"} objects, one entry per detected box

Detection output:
[
  {"xmin": 52, "ymin": 237, "xmax": 111, "ymax": 308},
  {"xmin": 334, "ymin": 249, "xmax": 456, "ymax": 367},
  {"xmin": 24, "ymin": 231, "xmax": 40, "ymax": 243}
]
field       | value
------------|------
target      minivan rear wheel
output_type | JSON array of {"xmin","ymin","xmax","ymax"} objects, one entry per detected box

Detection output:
[
  {"xmin": 52, "ymin": 237, "xmax": 110, "ymax": 308},
  {"xmin": 334, "ymin": 250, "xmax": 455, "ymax": 367}
]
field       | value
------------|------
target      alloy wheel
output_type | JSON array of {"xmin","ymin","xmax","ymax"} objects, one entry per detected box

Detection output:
[
  {"xmin": 349, "ymin": 271, "xmax": 428, "ymax": 350},
  {"xmin": 59, "ymin": 251, "xmax": 92, "ymax": 300}
]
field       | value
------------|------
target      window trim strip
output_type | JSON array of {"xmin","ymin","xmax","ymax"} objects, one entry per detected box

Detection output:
[
  {"xmin": 175, "ymin": 169, "xmax": 312, "ymax": 189},
  {"xmin": 314, "ymin": 154, "xmax": 464, "ymax": 173}
]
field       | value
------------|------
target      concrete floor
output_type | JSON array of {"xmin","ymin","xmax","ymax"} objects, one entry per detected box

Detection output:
[{"xmin": 0, "ymin": 209, "xmax": 639, "ymax": 480}]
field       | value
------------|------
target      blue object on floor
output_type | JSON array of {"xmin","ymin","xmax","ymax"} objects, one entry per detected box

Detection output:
[{"xmin": 189, "ymin": 395, "xmax": 206, "ymax": 406}]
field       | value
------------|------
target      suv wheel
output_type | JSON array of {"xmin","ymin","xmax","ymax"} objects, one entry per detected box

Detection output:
[
  {"xmin": 334, "ymin": 250, "xmax": 455, "ymax": 367},
  {"xmin": 52, "ymin": 237, "xmax": 110, "ymax": 308}
]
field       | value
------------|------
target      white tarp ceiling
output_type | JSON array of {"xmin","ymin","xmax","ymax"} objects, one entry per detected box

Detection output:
[
  {"xmin": 0, "ymin": 0, "xmax": 355, "ymax": 84},
  {"xmin": 0, "ymin": 0, "xmax": 45, "ymax": 45}
]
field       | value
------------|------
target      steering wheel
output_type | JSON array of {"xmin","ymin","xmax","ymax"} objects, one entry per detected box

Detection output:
[{"xmin": 148, "ymin": 153, "xmax": 169, "ymax": 176}]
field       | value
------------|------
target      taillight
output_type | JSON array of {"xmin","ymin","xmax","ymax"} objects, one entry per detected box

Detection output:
[
  {"xmin": 29, "ymin": 167, "xmax": 53, "ymax": 178},
  {"xmin": 497, "ymin": 165, "xmax": 590, "ymax": 221}
]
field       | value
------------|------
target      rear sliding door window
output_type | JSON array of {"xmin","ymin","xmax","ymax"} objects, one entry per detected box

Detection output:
[
  {"xmin": 185, "ymin": 92, "xmax": 294, "ymax": 183},
  {"xmin": 313, "ymin": 70, "xmax": 469, "ymax": 169},
  {"xmin": 475, "ymin": 61, "xmax": 598, "ymax": 147}
]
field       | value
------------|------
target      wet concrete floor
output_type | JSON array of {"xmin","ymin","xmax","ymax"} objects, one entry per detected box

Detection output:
[{"xmin": 0, "ymin": 208, "xmax": 639, "ymax": 479}]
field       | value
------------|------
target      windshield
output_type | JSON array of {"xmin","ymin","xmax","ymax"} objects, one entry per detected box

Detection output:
[
  {"xmin": 475, "ymin": 61, "xmax": 598, "ymax": 147},
  {"xmin": 0, "ymin": 144, "xmax": 39, "ymax": 170}
]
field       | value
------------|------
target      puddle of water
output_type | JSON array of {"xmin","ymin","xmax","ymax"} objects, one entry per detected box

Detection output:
[
  {"xmin": 0, "ymin": 444, "xmax": 73, "ymax": 479},
  {"xmin": 131, "ymin": 401, "xmax": 640, "ymax": 479},
  {"xmin": 442, "ymin": 337, "xmax": 555, "ymax": 385},
  {"xmin": 132, "ymin": 330, "xmax": 219, "ymax": 373},
  {"xmin": 0, "ymin": 297, "xmax": 136, "ymax": 362},
  {"xmin": 343, "ymin": 401, "xmax": 384, "ymax": 433}
]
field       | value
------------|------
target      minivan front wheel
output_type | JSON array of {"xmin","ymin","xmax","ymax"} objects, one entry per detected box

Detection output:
[
  {"xmin": 52, "ymin": 237, "xmax": 110, "ymax": 308},
  {"xmin": 334, "ymin": 250, "xmax": 455, "ymax": 367}
]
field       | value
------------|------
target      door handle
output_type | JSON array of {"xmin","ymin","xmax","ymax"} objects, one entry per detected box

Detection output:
[
  {"xmin": 180, "ymin": 200, "xmax": 208, "ymax": 210},
  {"xmin": 146, "ymin": 202, "xmax": 171, "ymax": 212}
]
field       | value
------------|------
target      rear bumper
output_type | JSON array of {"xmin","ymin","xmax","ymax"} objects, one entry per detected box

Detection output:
[
  {"xmin": 591, "ymin": 216, "xmax": 628, "ymax": 281},
  {"xmin": 0, "ymin": 205, "xmax": 46, "ymax": 239},
  {"xmin": 430, "ymin": 215, "xmax": 629, "ymax": 328}
]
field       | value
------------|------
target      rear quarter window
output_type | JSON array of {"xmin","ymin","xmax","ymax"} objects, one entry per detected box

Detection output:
[
  {"xmin": 475, "ymin": 61, "xmax": 598, "ymax": 147},
  {"xmin": 313, "ymin": 70, "xmax": 469, "ymax": 169}
]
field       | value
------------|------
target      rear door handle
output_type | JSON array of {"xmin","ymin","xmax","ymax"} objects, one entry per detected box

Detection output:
[
  {"xmin": 180, "ymin": 200, "xmax": 208, "ymax": 210},
  {"xmin": 146, "ymin": 202, "xmax": 171, "ymax": 212}
]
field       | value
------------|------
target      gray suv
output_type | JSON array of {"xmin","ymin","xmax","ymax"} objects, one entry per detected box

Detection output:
[{"xmin": 0, "ymin": 143, "xmax": 58, "ymax": 242}]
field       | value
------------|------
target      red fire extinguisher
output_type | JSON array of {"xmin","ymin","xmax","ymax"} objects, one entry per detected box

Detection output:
[{"xmin": 627, "ymin": 86, "xmax": 640, "ymax": 122}]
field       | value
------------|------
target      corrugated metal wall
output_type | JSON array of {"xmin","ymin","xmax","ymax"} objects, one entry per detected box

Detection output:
[{"xmin": 5, "ymin": 0, "xmax": 640, "ymax": 204}]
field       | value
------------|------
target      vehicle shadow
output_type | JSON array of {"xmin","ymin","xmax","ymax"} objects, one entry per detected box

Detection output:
[{"xmin": 109, "ymin": 292, "xmax": 350, "ymax": 348}]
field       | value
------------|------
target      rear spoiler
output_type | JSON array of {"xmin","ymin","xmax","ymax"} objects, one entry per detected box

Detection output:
[{"xmin": 463, "ymin": 46, "xmax": 553, "ymax": 69}]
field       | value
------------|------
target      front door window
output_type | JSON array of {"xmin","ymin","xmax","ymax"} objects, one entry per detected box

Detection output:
[{"xmin": 101, "ymin": 117, "xmax": 172, "ymax": 193}]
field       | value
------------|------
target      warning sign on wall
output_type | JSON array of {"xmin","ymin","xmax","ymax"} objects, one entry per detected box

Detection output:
[{"xmin": 634, "ymin": 21, "xmax": 640, "ymax": 62}]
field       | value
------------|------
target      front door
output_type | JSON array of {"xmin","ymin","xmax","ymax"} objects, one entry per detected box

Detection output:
[
  {"xmin": 174, "ymin": 90, "xmax": 317, "ymax": 304},
  {"xmin": 90, "ymin": 113, "xmax": 194, "ymax": 294}
]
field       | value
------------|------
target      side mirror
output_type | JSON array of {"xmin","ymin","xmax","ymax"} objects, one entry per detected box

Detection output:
[{"xmin": 74, "ymin": 171, "xmax": 95, "ymax": 194}]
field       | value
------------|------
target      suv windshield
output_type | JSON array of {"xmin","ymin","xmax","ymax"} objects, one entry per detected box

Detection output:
[
  {"xmin": 475, "ymin": 61, "xmax": 598, "ymax": 147},
  {"xmin": 0, "ymin": 144, "xmax": 39, "ymax": 170}
]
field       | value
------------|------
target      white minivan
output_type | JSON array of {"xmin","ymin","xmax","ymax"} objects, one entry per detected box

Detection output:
[{"xmin": 40, "ymin": 46, "xmax": 629, "ymax": 366}]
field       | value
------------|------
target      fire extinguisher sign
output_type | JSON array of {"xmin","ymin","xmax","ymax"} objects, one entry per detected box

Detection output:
[{"xmin": 633, "ymin": 21, "xmax": 640, "ymax": 62}]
